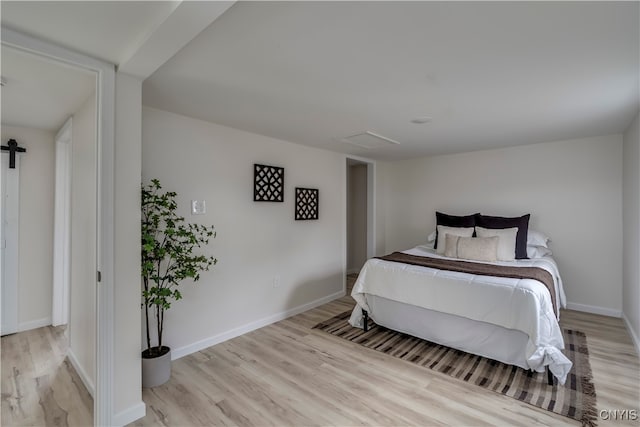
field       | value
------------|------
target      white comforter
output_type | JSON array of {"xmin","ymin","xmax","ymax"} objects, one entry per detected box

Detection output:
[{"xmin": 349, "ymin": 246, "xmax": 572, "ymax": 384}]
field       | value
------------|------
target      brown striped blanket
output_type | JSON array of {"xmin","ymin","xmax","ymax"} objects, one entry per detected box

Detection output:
[{"xmin": 375, "ymin": 252, "xmax": 558, "ymax": 314}]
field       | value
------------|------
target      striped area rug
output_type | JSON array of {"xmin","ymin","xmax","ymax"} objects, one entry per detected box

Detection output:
[{"xmin": 313, "ymin": 311, "xmax": 597, "ymax": 426}]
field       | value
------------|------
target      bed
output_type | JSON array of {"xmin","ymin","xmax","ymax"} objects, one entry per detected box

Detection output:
[{"xmin": 348, "ymin": 244, "xmax": 573, "ymax": 385}]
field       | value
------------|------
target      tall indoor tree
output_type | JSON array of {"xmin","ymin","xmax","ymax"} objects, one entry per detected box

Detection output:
[{"xmin": 141, "ymin": 179, "xmax": 217, "ymax": 361}]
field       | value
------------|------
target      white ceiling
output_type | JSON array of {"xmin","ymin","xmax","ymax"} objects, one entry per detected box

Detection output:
[
  {"xmin": 1, "ymin": 1, "xmax": 181, "ymax": 65},
  {"xmin": 1, "ymin": 1, "xmax": 233, "ymax": 131},
  {"xmin": 1, "ymin": 46, "xmax": 95, "ymax": 131},
  {"xmin": 1, "ymin": 2, "xmax": 638, "ymax": 159},
  {"xmin": 143, "ymin": 1, "xmax": 639, "ymax": 160},
  {"xmin": 0, "ymin": 0, "xmax": 178, "ymax": 131}
]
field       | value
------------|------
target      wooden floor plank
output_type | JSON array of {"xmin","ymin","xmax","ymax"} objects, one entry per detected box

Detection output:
[
  {"xmin": 1, "ymin": 326, "xmax": 93, "ymax": 427},
  {"xmin": 134, "ymin": 289, "xmax": 638, "ymax": 426},
  {"xmin": 2, "ymin": 275, "xmax": 638, "ymax": 426}
]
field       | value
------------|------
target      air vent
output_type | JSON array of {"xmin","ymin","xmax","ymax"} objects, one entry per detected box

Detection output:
[{"xmin": 341, "ymin": 131, "xmax": 400, "ymax": 149}]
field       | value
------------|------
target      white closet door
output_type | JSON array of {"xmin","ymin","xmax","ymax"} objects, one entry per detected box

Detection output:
[{"xmin": 1, "ymin": 155, "xmax": 20, "ymax": 336}]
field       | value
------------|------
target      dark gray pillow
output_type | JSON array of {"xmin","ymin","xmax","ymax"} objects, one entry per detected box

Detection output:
[
  {"xmin": 475, "ymin": 214, "xmax": 530, "ymax": 259},
  {"xmin": 434, "ymin": 211, "xmax": 478, "ymax": 249}
]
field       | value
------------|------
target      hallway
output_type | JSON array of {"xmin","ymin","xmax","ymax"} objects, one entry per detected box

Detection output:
[{"xmin": 1, "ymin": 326, "xmax": 92, "ymax": 426}]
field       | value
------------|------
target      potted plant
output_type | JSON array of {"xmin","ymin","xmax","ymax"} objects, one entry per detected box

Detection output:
[{"xmin": 141, "ymin": 179, "xmax": 217, "ymax": 387}]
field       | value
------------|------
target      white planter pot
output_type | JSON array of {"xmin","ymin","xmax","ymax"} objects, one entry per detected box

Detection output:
[{"xmin": 142, "ymin": 346, "xmax": 171, "ymax": 388}]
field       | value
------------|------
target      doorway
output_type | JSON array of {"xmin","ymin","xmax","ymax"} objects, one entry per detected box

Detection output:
[
  {"xmin": 52, "ymin": 118, "xmax": 72, "ymax": 327},
  {"xmin": 1, "ymin": 28, "xmax": 116, "ymax": 425},
  {"xmin": 346, "ymin": 157, "xmax": 375, "ymax": 292}
]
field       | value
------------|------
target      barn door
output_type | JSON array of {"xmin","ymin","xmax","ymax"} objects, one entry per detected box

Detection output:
[{"xmin": 1, "ymin": 153, "xmax": 20, "ymax": 336}]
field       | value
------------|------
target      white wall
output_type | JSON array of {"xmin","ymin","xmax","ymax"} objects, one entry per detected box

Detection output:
[
  {"xmin": 69, "ymin": 92, "xmax": 97, "ymax": 392},
  {"xmin": 113, "ymin": 73, "xmax": 144, "ymax": 422},
  {"xmin": 382, "ymin": 135, "xmax": 623, "ymax": 314},
  {"xmin": 142, "ymin": 107, "xmax": 344, "ymax": 357},
  {"xmin": 623, "ymin": 111, "xmax": 640, "ymax": 352},
  {"xmin": 347, "ymin": 164, "xmax": 367, "ymax": 272},
  {"xmin": 0, "ymin": 125, "xmax": 55, "ymax": 330}
]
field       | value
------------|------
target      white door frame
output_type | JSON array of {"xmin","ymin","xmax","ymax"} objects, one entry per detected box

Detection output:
[
  {"xmin": 344, "ymin": 155, "xmax": 376, "ymax": 291},
  {"xmin": 1, "ymin": 28, "xmax": 116, "ymax": 426},
  {"xmin": 346, "ymin": 155, "xmax": 376, "ymax": 258},
  {"xmin": 52, "ymin": 118, "xmax": 73, "ymax": 327},
  {"xmin": 1, "ymin": 155, "xmax": 20, "ymax": 336}
]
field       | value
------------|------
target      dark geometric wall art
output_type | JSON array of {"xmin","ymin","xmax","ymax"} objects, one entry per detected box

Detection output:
[
  {"xmin": 295, "ymin": 187, "xmax": 319, "ymax": 220},
  {"xmin": 254, "ymin": 164, "xmax": 284, "ymax": 202}
]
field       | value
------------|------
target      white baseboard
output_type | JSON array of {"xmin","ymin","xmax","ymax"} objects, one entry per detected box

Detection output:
[
  {"xmin": 67, "ymin": 348, "xmax": 95, "ymax": 398},
  {"xmin": 18, "ymin": 317, "xmax": 51, "ymax": 332},
  {"xmin": 622, "ymin": 312, "xmax": 640, "ymax": 356},
  {"xmin": 113, "ymin": 401, "xmax": 146, "ymax": 426},
  {"xmin": 566, "ymin": 302, "xmax": 622, "ymax": 318},
  {"xmin": 172, "ymin": 290, "xmax": 345, "ymax": 360}
]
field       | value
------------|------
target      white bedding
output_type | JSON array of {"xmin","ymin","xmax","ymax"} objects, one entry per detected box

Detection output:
[{"xmin": 349, "ymin": 246, "xmax": 572, "ymax": 384}]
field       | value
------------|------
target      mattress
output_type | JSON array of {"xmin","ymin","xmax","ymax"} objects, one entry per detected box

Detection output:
[{"xmin": 349, "ymin": 246, "xmax": 573, "ymax": 383}]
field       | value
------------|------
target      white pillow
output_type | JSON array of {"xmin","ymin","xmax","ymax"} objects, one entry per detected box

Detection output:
[
  {"xmin": 427, "ymin": 230, "xmax": 437, "ymax": 243},
  {"xmin": 527, "ymin": 245, "xmax": 552, "ymax": 258},
  {"xmin": 528, "ymin": 229, "xmax": 551, "ymax": 248},
  {"xmin": 445, "ymin": 234, "xmax": 499, "ymax": 262},
  {"xmin": 475, "ymin": 226, "xmax": 518, "ymax": 261},
  {"xmin": 436, "ymin": 225, "xmax": 474, "ymax": 255}
]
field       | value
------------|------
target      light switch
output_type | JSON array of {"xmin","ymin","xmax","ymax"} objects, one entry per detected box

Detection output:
[{"xmin": 191, "ymin": 200, "xmax": 206, "ymax": 215}]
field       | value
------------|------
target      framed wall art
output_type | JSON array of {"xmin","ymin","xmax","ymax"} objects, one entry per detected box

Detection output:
[
  {"xmin": 254, "ymin": 164, "xmax": 284, "ymax": 202},
  {"xmin": 295, "ymin": 187, "xmax": 319, "ymax": 220}
]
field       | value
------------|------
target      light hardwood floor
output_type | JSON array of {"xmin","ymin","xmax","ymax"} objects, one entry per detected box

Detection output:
[
  {"xmin": 2, "ymin": 279, "xmax": 638, "ymax": 426},
  {"xmin": 132, "ymin": 281, "xmax": 640, "ymax": 426},
  {"xmin": 1, "ymin": 326, "xmax": 93, "ymax": 426}
]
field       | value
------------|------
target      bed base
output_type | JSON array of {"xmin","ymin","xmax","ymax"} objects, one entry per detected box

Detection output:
[
  {"xmin": 547, "ymin": 366, "xmax": 554, "ymax": 386},
  {"xmin": 363, "ymin": 309, "xmax": 370, "ymax": 332},
  {"xmin": 361, "ymin": 309, "xmax": 554, "ymax": 386}
]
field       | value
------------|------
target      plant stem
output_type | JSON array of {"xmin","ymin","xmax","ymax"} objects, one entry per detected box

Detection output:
[
  {"xmin": 144, "ymin": 277, "xmax": 151, "ymax": 350},
  {"xmin": 158, "ymin": 306, "xmax": 163, "ymax": 349}
]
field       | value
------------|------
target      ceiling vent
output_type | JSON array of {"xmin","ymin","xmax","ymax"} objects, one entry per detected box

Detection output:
[{"xmin": 340, "ymin": 131, "xmax": 400, "ymax": 149}]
